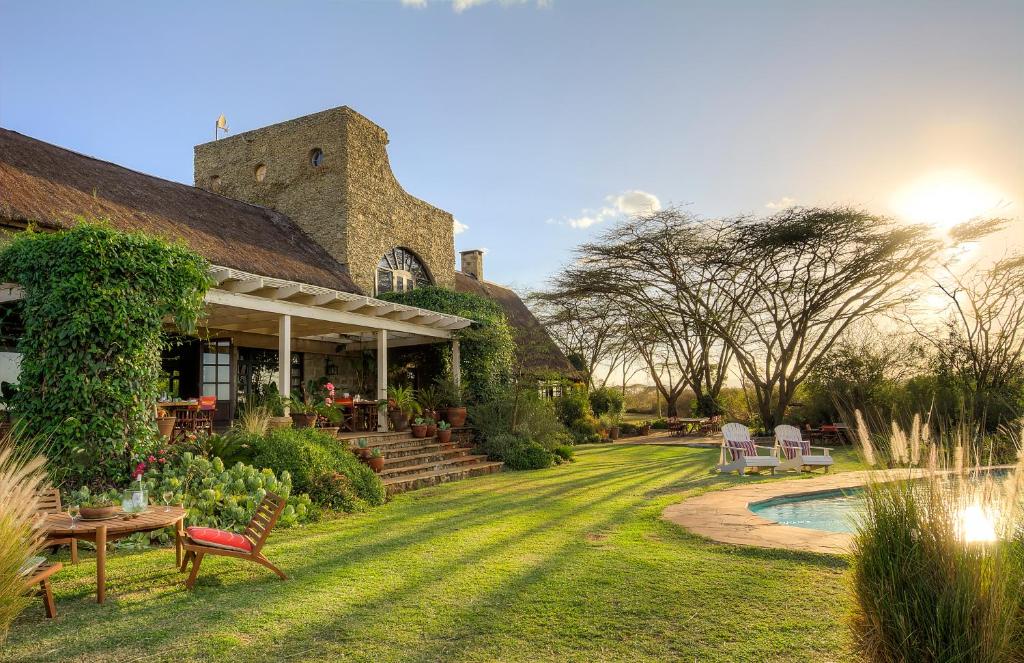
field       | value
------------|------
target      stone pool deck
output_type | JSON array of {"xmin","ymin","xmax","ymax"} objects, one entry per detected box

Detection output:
[{"xmin": 662, "ymin": 469, "xmax": 928, "ymax": 554}]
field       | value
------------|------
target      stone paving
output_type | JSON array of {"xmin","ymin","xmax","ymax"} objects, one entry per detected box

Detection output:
[{"xmin": 662, "ymin": 469, "xmax": 928, "ymax": 554}]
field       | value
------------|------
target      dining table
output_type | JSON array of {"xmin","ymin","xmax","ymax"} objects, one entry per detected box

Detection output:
[{"xmin": 40, "ymin": 506, "xmax": 187, "ymax": 603}]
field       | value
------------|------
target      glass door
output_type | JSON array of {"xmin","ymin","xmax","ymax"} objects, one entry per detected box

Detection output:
[{"xmin": 201, "ymin": 339, "xmax": 234, "ymax": 427}]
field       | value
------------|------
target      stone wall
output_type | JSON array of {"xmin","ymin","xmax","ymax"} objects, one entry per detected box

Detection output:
[{"xmin": 194, "ymin": 106, "xmax": 455, "ymax": 294}]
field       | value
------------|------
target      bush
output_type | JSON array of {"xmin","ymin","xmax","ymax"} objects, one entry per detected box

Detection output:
[
  {"xmin": 569, "ymin": 418, "xmax": 601, "ymax": 444},
  {"xmin": 553, "ymin": 444, "xmax": 574, "ymax": 462},
  {"xmin": 308, "ymin": 472, "xmax": 362, "ymax": 513},
  {"xmin": 589, "ymin": 387, "xmax": 624, "ymax": 418},
  {"xmin": 619, "ymin": 422, "xmax": 639, "ymax": 436},
  {"xmin": 140, "ymin": 453, "xmax": 315, "ymax": 534},
  {"xmin": 504, "ymin": 441, "xmax": 554, "ymax": 470},
  {"xmin": 650, "ymin": 417, "xmax": 669, "ymax": 430},
  {"xmin": 247, "ymin": 428, "xmax": 385, "ymax": 508}
]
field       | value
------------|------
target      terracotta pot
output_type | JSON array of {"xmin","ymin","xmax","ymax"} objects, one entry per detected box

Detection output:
[
  {"xmin": 318, "ymin": 426, "xmax": 340, "ymax": 438},
  {"xmin": 292, "ymin": 413, "xmax": 317, "ymax": 428},
  {"xmin": 609, "ymin": 426, "xmax": 620, "ymax": 440},
  {"xmin": 357, "ymin": 447, "xmax": 372, "ymax": 460},
  {"xmin": 426, "ymin": 424, "xmax": 437, "ymax": 437},
  {"xmin": 411, "ymin": 424, "xmax": 428, "ymax": 439},
  {"xmin": 80, "ymin": 505, "xmax": 120, "ymax": 520},
  {"xmin": 267, "ymin": 416, "xmax": 293, "ymax": 430},
  {"xmin": 156, "ymin": 416, "xmax": 176, "ymax": 438},
  {"xmin": 640, "ymin": 425, "xmax": 652, "ymax": 436},
  {"xmin": 446, "ymin": 407, "xmax": 468, "ymax": 428},
  {"xmin": 437, "ymin": 428, "xmax": 452, "ymax": 444},
  {"xmin": 389, "ymin": 410, "xmax": 409, "ymax": 431},
  {"xmin": 368, "ymin": 456, "xmax": 385, "ymax": 472}
]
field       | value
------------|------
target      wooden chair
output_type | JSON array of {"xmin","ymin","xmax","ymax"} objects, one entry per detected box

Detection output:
[
  {"xmin": 775, "ymin": 424, "xmax": 834, "ymax": 473},
  {"xmin": 716, "ymin": 423, "xmax": 780, "ymax": 475},
  {"xmin": 35, "ymin": 488, "xmax": 77, "ymax": 563},
  {"xmin": 24, "ymin": 561, "xmax": 63, "ymax": 618},
  {"xmin": 179, "ymin": 492, "xmax": 287, "ymax": 590}
]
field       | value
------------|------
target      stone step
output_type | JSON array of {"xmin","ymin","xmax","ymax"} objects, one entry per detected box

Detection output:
[
  {"xmin": 382, "ymin": 460, "xmax": 504, "ymax": 494},
  {"xmin": 379, "ymin": 454, "xmax": 491, "ymax": 480},
  {"xmin": 383, "ymin": 447, "xmax": 472, "ymax": 469},
  {"xmin": 348, "ymin": 435, "xmax": 447, "ymax": 452},
  {"xmin": 379, "ymin": 441, "xmax": 458, "ymax": 459}
]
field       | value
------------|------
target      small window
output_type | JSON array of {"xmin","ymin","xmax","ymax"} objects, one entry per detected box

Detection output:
[
  {"xmin": 309, "ymin": 148, "xmax": 324, "ymax": 167},
  {"xmin": 254, "ymin": 163, "xmax": 266, "ymax": 182},
  {"xmin": 209, "ymin": 175, "xmax": 221, "ymax": 191}
]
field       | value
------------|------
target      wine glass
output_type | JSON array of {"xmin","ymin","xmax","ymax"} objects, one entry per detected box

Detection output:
[
  {"xmin": 162, "ymin": 490, "xmax": 174, "ymax": 512},
  {"xmin": 68, "ymin": 504, "xmax": 80, "ymax": 530}
]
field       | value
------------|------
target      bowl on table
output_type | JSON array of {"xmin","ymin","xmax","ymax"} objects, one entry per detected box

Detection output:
[{"xmin": 79, "ymin": 505, "xmax": 121, "ymax": 520}]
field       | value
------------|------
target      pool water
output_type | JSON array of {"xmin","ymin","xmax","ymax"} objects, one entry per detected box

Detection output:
[{"xmin": 750, "ymin": 489, "xmax": 864, "ymax": 534}]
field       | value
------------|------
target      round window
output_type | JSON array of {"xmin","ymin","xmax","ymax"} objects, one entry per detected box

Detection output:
[
  {"xmin": 254, "ymin": 164, "xmax": 267, "ymax": 182},
  {"xmin": 309, "ymin": 148, "xmax": 324, "ymax": 167}
]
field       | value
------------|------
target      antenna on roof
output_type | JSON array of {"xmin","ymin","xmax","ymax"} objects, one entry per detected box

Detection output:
[{"xmin": 215, "ymin": 114, "xmax": 229, "ymax": 140}]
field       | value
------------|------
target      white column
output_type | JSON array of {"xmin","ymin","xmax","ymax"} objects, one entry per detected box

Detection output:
[
  {"xmin": 278, "ymin": 314, "xmax": 291, "ymax": 414},
  {"xmin": 377, "ymin": 329, "xmax": 388, "ymax": 432},
  {"xmin": 451, "ymin": 339, "xmax": 461, "ymax": 389}
]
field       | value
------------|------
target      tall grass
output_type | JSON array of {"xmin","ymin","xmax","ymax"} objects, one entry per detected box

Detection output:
[
  {"xmin": 233, "ymin": 405, "xmax": 271, "ymax": 436},
  {"xmin": 0, "ymin": 438, "xmax": 49, "ymax": 644},
  {"xmin": 849, "ymin": 415, "xmax": 1024, "ymax": 662}
]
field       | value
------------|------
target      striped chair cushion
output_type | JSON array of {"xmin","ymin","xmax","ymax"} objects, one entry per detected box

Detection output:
[
  {"xmin": 727, "ymin": 439, "xmax": 756, "ymax": 460},
  {"xmin": 187, "ymin": 526, "xmax": 253, "ymax": 553},
  {"xmin": 781, "ymin": 439, "xmax": 811, "ymax": 459}
]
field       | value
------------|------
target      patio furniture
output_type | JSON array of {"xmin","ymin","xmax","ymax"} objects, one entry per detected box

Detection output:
[
  {"xmin": 717, "ymin": 423, "xmax": 779, "ymax": 475},
  {"xmin": 172, "ymin": 396, "xmax": 216, "ymax": 442},
  {"xmin": 39, "ymin": 506, "xmax": 186, "ymax": 603},
  {"xmin": 699, "ymin": 415, "xmax": 722, "ymax": 436},
  {"xmin": 23, "ymin": 560, "xmax": 63, "ymax": 618},
  {"xmin": 668, "ymin": 417, "xmax": 706, "ymax": 437},
  {"xmin": 35, "ymin": 488, "xmax": 77, "ymax": 563},
  {"xmin": 179, "ymin": 491, "xmax": 287, "ymax": 590},
  {"xmin": 774, "ymin": 424, "xmax": 834, "ymax": 473}
]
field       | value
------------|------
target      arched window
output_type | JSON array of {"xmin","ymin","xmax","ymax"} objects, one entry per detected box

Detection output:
[{"xmin": 376, "ymin": 247, "xmax": 432, "ymax": 295}]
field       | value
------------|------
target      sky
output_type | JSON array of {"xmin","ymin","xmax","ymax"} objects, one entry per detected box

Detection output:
[{"xmin": 1, "ymin": 0, "xmax": 1021, "ymax": 292}]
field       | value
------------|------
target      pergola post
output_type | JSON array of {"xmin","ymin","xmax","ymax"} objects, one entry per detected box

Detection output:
[
  {"xmin": 278, "ymin": 314, "xmax": 291, "ymax": 413},
  {"xmin": 377, "ymin": 329, "xmax": 388, "ymax": 432},
  {"xmin": 451, "ymin": 339, "xmax": 461, "ymax": 389}
]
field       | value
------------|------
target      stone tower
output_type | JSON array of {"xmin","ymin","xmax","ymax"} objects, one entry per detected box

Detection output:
[{"xmin": 193, "ymin": 106, "xmax": 456, "ymax": 294}]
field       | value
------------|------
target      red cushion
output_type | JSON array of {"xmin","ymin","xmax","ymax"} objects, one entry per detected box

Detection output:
[
  {"xmin": 728, "ymin": 439, "xmax": 756, "ymax": 460},
  {"xmin": 781, "ymin": 439, "xmax": 811, "ymax": 459},
  {"xmin": 187, "ymin": 526, "xmax": 252, "ymax": 553}
]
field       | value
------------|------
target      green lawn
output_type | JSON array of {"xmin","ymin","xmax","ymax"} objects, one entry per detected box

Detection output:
[{"xmin": 3, "ymin": 445, "xmax": 863, "ymax": 662}]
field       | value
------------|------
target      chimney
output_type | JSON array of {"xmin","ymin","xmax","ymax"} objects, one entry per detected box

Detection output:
[{"xmin": 460, "ymin": 249, "xmax": 484, "ymax": 281}]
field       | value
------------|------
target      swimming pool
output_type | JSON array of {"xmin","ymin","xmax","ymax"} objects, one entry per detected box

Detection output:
[{"xmin": 749, "ymin": 469, "xmax": 1015, "ymax": 534}]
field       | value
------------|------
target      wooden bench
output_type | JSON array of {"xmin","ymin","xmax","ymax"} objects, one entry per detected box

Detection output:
[
  {"xmin": 36, "ymin": 488, "xmax": 77, "ymax": 563},
  {"xmin": 24, "ymin": 561, "xmax": 63, "ymax": 618}
]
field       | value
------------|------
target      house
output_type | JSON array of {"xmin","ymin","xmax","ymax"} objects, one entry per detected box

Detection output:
[{"xmin": 0, "ymin": 106, "xmax": 572, "ymax": 430}]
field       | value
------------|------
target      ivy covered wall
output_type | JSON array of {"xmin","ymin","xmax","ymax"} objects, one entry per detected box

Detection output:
[
  {"xmin": 379, "ymin": 286, "xmax": 514, "ymax": 403},
  {"xmin": 0, "ymin": 222, "xmax": 209, "ymax": 486}
]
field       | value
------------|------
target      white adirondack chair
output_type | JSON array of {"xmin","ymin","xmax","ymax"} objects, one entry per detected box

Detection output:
[
  {"xmin": 774, "ymin": 424, "xmax": 834, "ymax": 473},
  {"xmin": 717, "ymin": 423, "xmax": 779, "ymax": 475}
]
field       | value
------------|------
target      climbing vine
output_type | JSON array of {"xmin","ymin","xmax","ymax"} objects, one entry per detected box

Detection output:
[
  {"xmin": 0, "ymin": 222, "xmax": 210, "ymax": 487},
  {"xmin": 379, "ymin": 286, "xmax": 514, "ymax": 403}
]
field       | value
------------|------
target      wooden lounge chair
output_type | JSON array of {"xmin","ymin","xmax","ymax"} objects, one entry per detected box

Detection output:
[
  {"xmin": 36, "ymin": 488, "xmax": 77, "ymax": 563},
  {"xmin": 717, "ymin": 423, "xmax": 779, "ymax": 475},
  {"xmin": 775, "ymin": 424, "xmax": 834, "ymax": 473},
  {"xmin": 179, "ymin": 492, "xmax": 287, "ymax": 590},
  {"xmin": 24, "ymin": 560, "xmax": 63, "ymax": 618}
]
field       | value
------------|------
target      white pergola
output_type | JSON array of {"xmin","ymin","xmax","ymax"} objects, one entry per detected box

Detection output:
[{"xmin": 0, "ymin": 265, "xmax": 472, "ymax": 431}]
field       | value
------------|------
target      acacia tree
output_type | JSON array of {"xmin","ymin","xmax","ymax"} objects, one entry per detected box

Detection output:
[
  {"xmin": 915, "ymin": 253, "xmax": 1024, "ymax": 427},
  {"xmin": 529, "ymin": 292, "xmax": 628, "ymax": 389}
]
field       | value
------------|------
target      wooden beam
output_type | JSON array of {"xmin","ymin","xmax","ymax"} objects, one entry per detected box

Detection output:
[{"xmin": 223, "ymin": 277, "xmax": 265, "ymax": 294}]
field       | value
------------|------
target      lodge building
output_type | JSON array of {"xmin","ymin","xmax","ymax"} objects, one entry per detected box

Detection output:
[{"xmin": 0, "ymin": 106, "xmax": 571, "ymax": 429}]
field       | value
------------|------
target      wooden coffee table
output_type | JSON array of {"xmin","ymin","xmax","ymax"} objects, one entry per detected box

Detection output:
[{"xmin": 40, "ymin": 506, "xmax": 186, "ymax": 603}]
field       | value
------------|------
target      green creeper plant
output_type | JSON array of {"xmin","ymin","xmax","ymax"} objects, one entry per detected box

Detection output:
[{"xmin": 0, "ymin": 222, "xmax": 210, "ymax": 487}]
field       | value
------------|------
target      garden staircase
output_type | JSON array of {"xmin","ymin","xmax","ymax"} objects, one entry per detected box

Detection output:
[{"xmin": 340, "ymin": 431, "xmax": 502, "ymax": 494}]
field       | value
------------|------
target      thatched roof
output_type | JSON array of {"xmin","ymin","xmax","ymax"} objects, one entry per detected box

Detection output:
[
  {"xmin": 454, "ymin": 272, "xmax": 574, "ymax": 376},
  {"xmin": 0, "ymin": 128, "xmax": 362, "ymax": 293}
]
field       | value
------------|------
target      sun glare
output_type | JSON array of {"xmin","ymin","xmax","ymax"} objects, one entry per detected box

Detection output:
[
  {"xmin": 891, "ymin": 170, "xmax": 1008, "ymax": 230},
  {"xmin": 958, "ymin": 503, "xmax": 999, "ymax": 543}
]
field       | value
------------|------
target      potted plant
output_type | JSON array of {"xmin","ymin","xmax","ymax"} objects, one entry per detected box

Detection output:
[
  {"xmin": 387, "ymin": 384, "xmax": 420, "ymax": 431},
  {"xmin": 411, "ymin": 417, "xmax": 429, "ymax": 439},
  {"xmin": 416, "ymin": 385, "xmax": 442, "ymax": 422},
  {"xmin": 640, "ymin": 420, "xmax": 652, "ymax": 436},
  {"xmin": 425, "ymin": 417, "xmax": 437, "ymax": 437},
  {"xmin": 436, "ymin": 377, "xmax": 467, "ymax": 427},
  {"xmin": 355, "ymin": 437, "xmax": 372, "ymax": 460},
  {"xmin": 262, "ymin": 384, "xmax": 293, "ymax": 430},
  {"xmin": 79, "ymin": 497, "xmax": 120, "ymax": 520},
  {"xmin": 288, "ymin": 386, "xmax": 319, "ymax": 428},
  {"xmin": 155, "ymin": 407, "xmax": 176, "ymax": 438},
  {"xmin": 437, "ymin": 420, "xmax": 453, "ymax": 444},
  {"xmin": 316, "ymin": 401, "xmax": 342, "ymax": 437},
  {"xmin": 604, "ymin": 411, "xmax": 622, "ymax": 441},
  {"xmin": 368, "ymin": 448, "xmax": 386, "ymax": 473}
]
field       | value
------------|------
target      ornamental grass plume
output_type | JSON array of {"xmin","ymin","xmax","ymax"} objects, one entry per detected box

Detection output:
[
  {"xmin": 0, "ymin": 437, "xmax": 49, "ymax": 644},
  {"xmin": 849, "ymin": 419, "xmax": 1024, "ymax": 662}
]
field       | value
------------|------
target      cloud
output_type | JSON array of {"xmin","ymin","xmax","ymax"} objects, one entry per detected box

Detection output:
[
  {"xmin": 401, "ymin": 0, "xmax": 550, "ymax": 12},
  {"xmin": 562, "ymin": 189, "xmax": 661, "ymax": 230},
  {"xmin": 453, "ymin": 218, "xmax": 469, "ymax": 235},
  {"xmin": 765, "ymin": 196, "xmax": 796, "ymax": 210}
]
